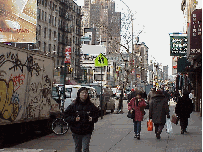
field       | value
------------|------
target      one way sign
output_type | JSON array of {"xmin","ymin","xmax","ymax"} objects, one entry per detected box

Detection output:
[{"xmin": 94, "ymin": 53, "xmax": 108, "ymax": 67}]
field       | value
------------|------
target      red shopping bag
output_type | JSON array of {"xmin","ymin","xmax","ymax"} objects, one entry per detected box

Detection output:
[{"xmin": 147, "ymin": 119, "xmax": 153, "ymax": 131}]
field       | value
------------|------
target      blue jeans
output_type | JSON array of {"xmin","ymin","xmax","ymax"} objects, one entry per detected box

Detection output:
[
  {"xmin": 72, "ymin": 133, "xmax": 92, "ymax": 152},
  {"xmin": 133, "ymin": 121, "xmax": 141, "ymax": 134}
]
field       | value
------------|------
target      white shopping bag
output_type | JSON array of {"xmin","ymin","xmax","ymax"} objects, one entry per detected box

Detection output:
[{"xmin": 166, "ymin": 118, "xmax": 173, "ymax": 134}]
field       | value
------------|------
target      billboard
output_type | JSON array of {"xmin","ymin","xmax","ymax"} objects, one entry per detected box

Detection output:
[
  {"xmin": 170, "ymin": 35, "xmax": 187, "ymax": 56},
  {"xmin": 189, "ymin": 9, "xmax": 202, "ymax": 55},
  {"xmin": 0, "ymin": 0, "xmax": 37, "ymax": 43}
]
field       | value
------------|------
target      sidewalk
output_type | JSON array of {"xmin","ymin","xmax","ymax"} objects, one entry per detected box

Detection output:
[
  {"xmin": 89, "ymin": 100, "xmax": 202, "ymax": 152},
  {"xmin": 6, "ymin": 100, "xmax": 202, "ymax": 152}
]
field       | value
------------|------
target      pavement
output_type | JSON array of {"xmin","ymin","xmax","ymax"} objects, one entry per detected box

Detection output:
[{"xmin": 2, "ymin": 100, "xmax": 202, "ymax": 152}]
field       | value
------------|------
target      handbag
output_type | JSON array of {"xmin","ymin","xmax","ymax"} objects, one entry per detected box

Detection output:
[
  {"xmin": 171, "ymin": 114, "xmax": 179, "ymax": 125},
  {"xmin": 127, "ymin": 99, "xmax": 135, "ymax": 119},
  {"xmin": 166, "ymin": 118, "xmax": 173, "ymax": 134},
  {"xmin": 127, "ymin": 110, "xmax": 135, "ymax": 119},
  {"xmin": 147, "ymin": 119, "xmax": 153, "ymax": 131}
]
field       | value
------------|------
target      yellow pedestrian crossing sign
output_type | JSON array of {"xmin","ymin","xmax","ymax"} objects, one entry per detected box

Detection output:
[{"xmin": 95, "ymin": 53, "xmax": 108, "ymax": 67}]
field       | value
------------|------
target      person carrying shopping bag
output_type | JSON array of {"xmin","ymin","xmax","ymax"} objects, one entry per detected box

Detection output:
[
  {"xmin": 64, "ymin": 87, "xmax": 99, "ymax": 152},
  {"xmin": 149, "ymin": 90, "xmax": 170, "ymax": 139},
  {"xmin": 128, "ymin": 91, "xmax": 146, "ymax": 140}
]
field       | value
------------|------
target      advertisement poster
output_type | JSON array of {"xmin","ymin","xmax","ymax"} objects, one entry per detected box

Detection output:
[
  {"xmin": 0, "ymin": 0, "xmax": 37, "ymax": 42},
  {"xmin": 64, "ymin": 46, "xmax": 71, "ymax": 64}
]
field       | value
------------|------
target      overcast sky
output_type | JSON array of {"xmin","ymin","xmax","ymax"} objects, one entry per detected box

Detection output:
[{"xmin": 74, "ymin": 0, "xmax": 202, "ymax": 75}]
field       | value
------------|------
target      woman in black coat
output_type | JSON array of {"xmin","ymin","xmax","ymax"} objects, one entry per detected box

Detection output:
[
  {"xmin": 64, "ymin": 87, "xmax": 99, "ymax": 152},
  {"xmin": 175, "ymin": 90, "xmax": 193, "ymax": 134}
]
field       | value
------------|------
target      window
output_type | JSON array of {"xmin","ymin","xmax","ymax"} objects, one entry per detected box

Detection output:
[
  {"xmin": 37, "ymin": 0, "xmax": 41, "ymax": 5},
  {"xmin": 53, "ymin": 45, "xmax": 55, "ymax": 51},
  {"xmin": 49, "ymin": 29, "xmax": 51, "ymax": 39},
  {"xmin": 45, "ymin": 12, "xmax": 47, "ymax": 21},
  {"xmin": 38, "ymin": 25, "xmax": 41, "ymax": 35},
  {"xmin": 42, "ymin": 10, "xmax": 44, "ymax": 20},
  {"xmin": 45, "ymin": 0, "xmax": 47, "ymax": 7},
  {"xmin": 44, "ymin": 27, "xmax": 46, "ymax": 38},
  {"xmin": 49, "ymin": 14, "xmax": 51, "ymax": 23},
  {"xmin": 38, "ymin": 9, "xmax": 41, "ymax": 20},
  {"xmin": 52, "ymin": 16, "xmax": 54, "ymax": 25},
  {"xmin": 44, "ymin": 42, "xmax": 46, "ymax": 53},
  {"xmin": 54, "ymin": 17, "xmax": 56, "ymax": 26},
  {"xmin": 38, "ymin": 41, "xmax": 41, "ymax": 49},
  {"xmin": 50, "ymin": 1, "xmax": 52, "ymax": 9},
  {"xmin": 42, "ymin": 0, "xmax": 44, "ymax": 6},
  {"xmin": 48, "ymin": 44, "xmax": 51, "ymax": 52},
  {"xmin": 54, "ymin": 31, "xmax": 56, "ymax": 38}
]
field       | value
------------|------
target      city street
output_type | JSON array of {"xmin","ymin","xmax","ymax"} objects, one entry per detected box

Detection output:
[{"xmin": 2, "ymin": 100, "xmax": 202, "ymax": 152}]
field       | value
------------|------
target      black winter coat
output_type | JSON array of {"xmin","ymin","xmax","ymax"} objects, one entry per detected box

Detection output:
[
  {"xmin": 149, "ymin": 94, "xmax": 169, "ymax": 124},
  {"xmin": 64, "ymin": 101, "xmax": 99, "ymax": 135},
  {"xmin": 175, "ymin": 95, "xmax": 193, "ymax": 119}
]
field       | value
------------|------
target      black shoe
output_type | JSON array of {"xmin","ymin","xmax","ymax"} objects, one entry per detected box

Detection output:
[
  {"xmin": 134, "ymin": 134, "xmax": 137, "ymax": 138},
  {"xmin": 137, "ymin": 134, "xmax": 140, "ymax": 140},
  {"xmin": 181, "ymin": 130, "xmax": 184, "ymax": 134},
  {"xmin": 156, "ymin": 132, "xmax": 161, "ymax": 139}
]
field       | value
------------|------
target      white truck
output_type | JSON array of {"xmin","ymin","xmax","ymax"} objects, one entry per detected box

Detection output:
[{"xmin": 0, "ymin": 43, "xmax": 60, "ymax": 143}]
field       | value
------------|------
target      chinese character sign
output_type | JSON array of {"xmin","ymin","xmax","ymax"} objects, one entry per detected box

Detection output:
[
  {"xmin": 0, "ymin": 0, "xmax": 37, "ymax": 43},
  {"xmin": 64, "ymin": 46, "xmax": 71, "ymax": 64},
  {"xmin": 190, "ymin": 9, "xmax": 202, "ymax": 55}
]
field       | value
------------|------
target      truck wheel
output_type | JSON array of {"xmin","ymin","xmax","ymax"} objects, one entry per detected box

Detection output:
[{"xmin": 111, "ymin": 109, "xmax": 114, "ymax": 113}]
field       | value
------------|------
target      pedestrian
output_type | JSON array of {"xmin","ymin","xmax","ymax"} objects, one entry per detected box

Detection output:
[
  {"xmin": 147, "ymin": 87, "xmax": 156, "ymax": 105},
  {"xmin": 64, "ymin": 87, "xmax": 99, "ymax": 152},
  {"xmin": 189, "ymin": 90, "xmax": 195, "ymax": 111},
  {"xmin": 118, "ymin": 88, "xmax": 124, "ymax": 113},
  {"xmin": 149, "ymin": 90, "xmax": 170, "ymax": 139},
  {"xmin": 128, "ymin": 91, "xmax": 146, "ymax": 140},
  {"xmin": 175, "ymin": 90, "xmax": 193, "ymax": 134},
  {"xmin": 140, "ymin": 88, "xmax": 147, "ymax": 99},
  {"xmin": 128, "ymin": 87, "xmax": 138, "ymax": 103}
]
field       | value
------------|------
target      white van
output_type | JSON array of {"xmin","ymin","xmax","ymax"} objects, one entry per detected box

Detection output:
[{"xmin": 64, "ymin": 85, "xmax": 82, "ymax": 109}]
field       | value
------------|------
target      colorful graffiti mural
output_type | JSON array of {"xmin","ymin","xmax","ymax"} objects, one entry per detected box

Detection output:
[{"xmin": 0, "ymin": 79, "xmax": 20, "ymax": 121}]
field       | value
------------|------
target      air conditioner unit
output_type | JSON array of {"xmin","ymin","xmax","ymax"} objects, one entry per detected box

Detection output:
[{"xmin": 54, "ymin": 38, "xmax": 57, "ymax": 41}]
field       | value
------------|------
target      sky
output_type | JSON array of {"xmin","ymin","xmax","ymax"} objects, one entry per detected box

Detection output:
[{"xmin": 74, "ymin": 0, "xmax": 202, "ymax": 76}]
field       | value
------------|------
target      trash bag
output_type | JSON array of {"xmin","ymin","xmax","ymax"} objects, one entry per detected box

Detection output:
[{"xmin": 166, "ymin": 118, "xmax": 173, "ymax": 134}]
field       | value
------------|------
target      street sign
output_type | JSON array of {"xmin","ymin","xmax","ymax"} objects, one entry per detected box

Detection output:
[{"xmin": 95, "ymin": 53, "xmax": 108, "ymax": 67}]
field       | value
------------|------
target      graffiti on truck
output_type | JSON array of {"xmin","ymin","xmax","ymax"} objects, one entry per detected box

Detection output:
[
  {"xmin": 0, "ymin": 50, "xmax": 53, "ymax": 122},
  {"xmin": 27, "ymin": 75, "xmax": 52, "ymax": 118},
  {"xmin": 0, "ymin": 79, "xmax": 20, "ymax": 121},
  {"xmin": 0, "ymin": 52, "xmax": 41, "ymax": 76}
]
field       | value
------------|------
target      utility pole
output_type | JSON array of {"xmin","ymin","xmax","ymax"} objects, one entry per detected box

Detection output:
[{"xmin": 131, "ymin": 14, "xmax": 134, "ymax": 89}]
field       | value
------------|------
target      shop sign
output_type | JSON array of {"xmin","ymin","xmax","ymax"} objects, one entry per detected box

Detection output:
[
  {"xmin": 190, "ymin": 9, "xmax": 202, "ymax": 55},
  {"xmin": 170, "ymin": 36, "xmax": 187, "ymax": 56}
]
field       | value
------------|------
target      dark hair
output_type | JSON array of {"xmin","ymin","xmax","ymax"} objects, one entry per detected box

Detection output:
[
  {"xmin": 75, "ymin": 87, "xmax": 91, "ymax": 104},
  {"xmin": 135, "ymin": 90, "xmax": 142, "ymax": 96}
]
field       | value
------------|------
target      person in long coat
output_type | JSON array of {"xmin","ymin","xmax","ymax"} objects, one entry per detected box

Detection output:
[
  {"xmin": 175, "ymin": 90, "xmax": 193, "ymax": 134},
  {"xmin": 64, "ymin": 87, "xmax": 99, "ymax": 152},
  {"xmin": 149, "ymin": 90, "xmax": 170, "ymax": 139},
  {"xmin": 128, "ymin": 91, "xmax": 146, "ymax": 140}
]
